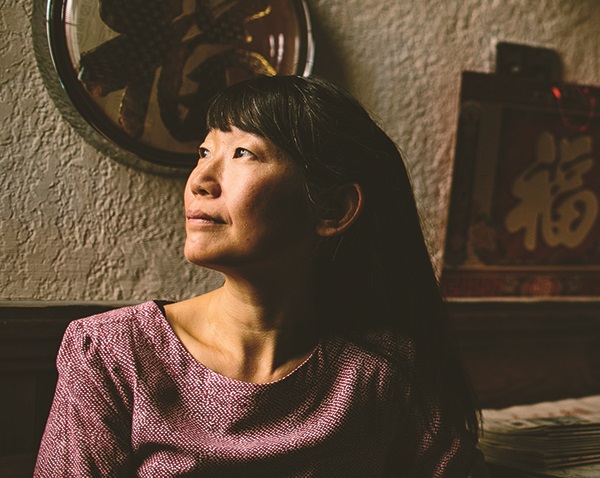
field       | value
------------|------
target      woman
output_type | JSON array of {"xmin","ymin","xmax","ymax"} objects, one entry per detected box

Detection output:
[{"xmin": 35, "ymin": 75, "xmax": 487, "ymax": 477}]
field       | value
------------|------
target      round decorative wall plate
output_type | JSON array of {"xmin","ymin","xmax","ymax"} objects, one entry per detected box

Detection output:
[{"xmin": 44, "ymin": 0, "xmax": 314, "ymax": 174}]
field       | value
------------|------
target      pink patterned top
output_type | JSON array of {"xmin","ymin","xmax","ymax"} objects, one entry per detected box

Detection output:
[{"xmin": 34, "ymin": 301, "xmax": 486, "ymax": 477}]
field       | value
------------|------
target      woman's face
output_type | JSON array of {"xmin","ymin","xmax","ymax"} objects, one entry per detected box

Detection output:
[{"xmin": 184, "ymin": 127, "xmax": 315, "ymax": 274}]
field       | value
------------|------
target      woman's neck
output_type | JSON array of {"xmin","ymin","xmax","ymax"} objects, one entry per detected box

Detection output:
[{"xmin": 166, "ymin": 270, "xmax": 319, "ymax": 383}]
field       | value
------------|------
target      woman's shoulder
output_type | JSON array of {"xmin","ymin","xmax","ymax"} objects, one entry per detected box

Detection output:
[
  {"xmin": 324, "ymin": 328, "xmax": 418, "ymax": 390},
  {"xmin": 337, "ymin": 327, "xmax": 417, "ymax": 366},
  {"xmin": 68, "ymin": 300, "xmax": 163, "ymax": 336},
  {"xmin": 60, "ymin": 301, "xmax": 167, "ymax": 360}
]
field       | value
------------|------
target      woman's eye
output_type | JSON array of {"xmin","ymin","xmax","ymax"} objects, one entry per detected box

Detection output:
[
  {"xmin": 198, "ymin": 147, "xmax": 210, "ymax": 159},
  {"xmin": 233, "ymin": 147, "xmax": 254, "ymax": 159}
]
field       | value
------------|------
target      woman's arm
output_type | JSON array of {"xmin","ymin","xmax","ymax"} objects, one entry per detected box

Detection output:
[
  {"xmin": 34, "ymin": 320, "xmax": 135, "ymax": 477},
  {"xmin": 385, "ymin": 377, "xmax": 491, "ymax": 478},
  {"xmin": 412, "ymin": 429, "xmax": 489, "ymax": 478},
  {"xmin": 388, "ymin": 416, "xmax": 489, "ymax": 477}
]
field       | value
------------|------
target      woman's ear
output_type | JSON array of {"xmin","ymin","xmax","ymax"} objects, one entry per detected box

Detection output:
[{"xmin": 316, "ymin": 183, "xmax": 364, "ymax": 237}]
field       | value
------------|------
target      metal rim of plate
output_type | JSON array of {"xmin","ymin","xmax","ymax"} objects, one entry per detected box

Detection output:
[{"xmin": 43, "ymin": 0, "xmax": 314, "ymax": 175}]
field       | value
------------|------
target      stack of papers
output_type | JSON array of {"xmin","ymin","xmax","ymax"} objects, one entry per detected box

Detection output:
[{"xmin": 481, "ymin": 395, "xmax": 600, "ymax": 477}]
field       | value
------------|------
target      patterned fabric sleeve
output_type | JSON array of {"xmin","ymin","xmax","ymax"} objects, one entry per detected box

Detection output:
[
  {"xmin": 34, "ymin": 319, "xmax": 135, "ymax": 477},
  {"xmin": 388, "ymin": 410, "xmax": 489, "ymax": 477},
  {"xmin": 385, "ymin": 369, "xmax": 491, "ymax": 478},
  {"xmin": 411, "ymin": 408, "xmax": 488, "ymax": 478}
]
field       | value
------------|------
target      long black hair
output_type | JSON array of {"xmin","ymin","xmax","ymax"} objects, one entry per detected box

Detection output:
[{"xmin": 205, "ymin": 75, "xmax": 479, "ymax": 437}]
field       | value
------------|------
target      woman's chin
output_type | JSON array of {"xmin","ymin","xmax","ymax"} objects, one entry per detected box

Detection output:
[
  {"xmin": 183, "ymin": 247, "xmax": 236, "ymax": 271},
  {"xmin": 184, "ymin": 250, "xmax": 213, "ymax": 267},
  {"xmin": 183, "ymin": 245, "xmax": 210, "ymax": 267}
]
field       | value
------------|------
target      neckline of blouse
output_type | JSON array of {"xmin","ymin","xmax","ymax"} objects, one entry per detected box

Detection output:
[{"xmin": 146, "ymin": 300, "xmax": 326, "ymax": 390}]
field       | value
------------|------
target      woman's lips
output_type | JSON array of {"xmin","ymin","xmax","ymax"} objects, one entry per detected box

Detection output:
[{"xmin": 185, "ymin": 210, "xmax": 225, "ymax": 225}]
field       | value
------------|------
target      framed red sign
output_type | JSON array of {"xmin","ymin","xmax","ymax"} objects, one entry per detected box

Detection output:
[{"xmin": 441, "ymin": 72, "xmax": 600, "ymax": 298}]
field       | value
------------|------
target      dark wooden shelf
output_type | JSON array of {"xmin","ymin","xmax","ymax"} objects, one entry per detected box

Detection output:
[{"xmin": 448, "ymin": 299, "xmax": 600, "ymax": 409}]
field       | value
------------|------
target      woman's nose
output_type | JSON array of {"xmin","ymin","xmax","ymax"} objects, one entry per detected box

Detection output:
[{"xmin": 188, "ymin": 159, "xmax": 222, "ymax": 197}]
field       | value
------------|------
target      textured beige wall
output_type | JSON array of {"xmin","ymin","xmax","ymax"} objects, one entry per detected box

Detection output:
[{"xmin": 2, "ymin": 0, "xmax": 600, "ymax": 301}]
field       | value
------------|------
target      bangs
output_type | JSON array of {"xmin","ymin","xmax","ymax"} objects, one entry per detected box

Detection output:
[{"xmin": 205, "ymin": 76, "xmax": 293, "ymax": 143}]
